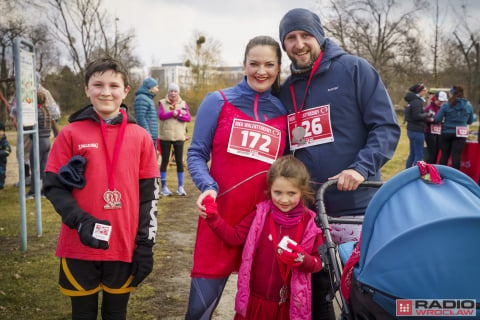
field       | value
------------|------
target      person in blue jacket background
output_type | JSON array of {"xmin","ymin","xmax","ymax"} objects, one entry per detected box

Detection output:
[
  {"xmin": 434, "ymin": 85, "xmax": 474, "ymax": 170},
  {"xmin": 278, "ymin": 8, "xmax": 400, "ymax": 319},
  {"xmin": 134, "ymin": 77, "xmax": 159, "ymax": 149}
]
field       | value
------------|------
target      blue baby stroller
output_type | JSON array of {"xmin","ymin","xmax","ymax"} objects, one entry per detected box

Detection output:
[
  {"xmin": 316, "ymin": 179, "xmax": 382, "ymax": 319},
  {"xmin": 338, "ymin": 164, "xmax": 480, "ymax": 319}
]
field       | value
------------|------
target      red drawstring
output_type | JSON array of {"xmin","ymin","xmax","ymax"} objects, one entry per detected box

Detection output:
[{"xmin": 417, "ymin": 161, "xmax": 443, "ymax": 184}]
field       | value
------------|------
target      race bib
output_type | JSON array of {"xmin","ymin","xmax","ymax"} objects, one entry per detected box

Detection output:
[
  {"xmin": 227, "ymin": 119, "xmax": 282, "ymax": 164},
  {"xmin": 456, "ymin": 126, "xmax": 469, "ymax": 138},
  {"xmin": 430, "ymin": 124, "xmax": 441, "ymax": 135},
  {"xmin": 288, "ymin": 105, "xmax": 334, "ymax": 151}
]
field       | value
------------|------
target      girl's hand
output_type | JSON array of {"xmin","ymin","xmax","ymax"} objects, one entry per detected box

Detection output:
[
  {"xmin": 196, "ymin": 190, "xmax": 218, "ymax": 219},
  {"xmin": 278, "ymin": 243, "xmax": 305, "ymax": 267},
  {"xmin": 202, "ymin": 195, "xmax": 218, "ymax": 218}
]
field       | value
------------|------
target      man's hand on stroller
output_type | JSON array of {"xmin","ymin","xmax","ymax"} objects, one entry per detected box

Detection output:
[
  {"xmin": 329, "ymin": 169, "xmax": 365, "ymax": 191},
  {"xmin": 279, "ymin": 242, "xmax": 305, "ymax": 267}
]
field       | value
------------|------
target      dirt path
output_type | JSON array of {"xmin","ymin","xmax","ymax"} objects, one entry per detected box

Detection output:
[
  {"xmin": 3, "ymin": 130, "xmax": 236, "ymax": 319},
  {"xmin": 4, "ymin": 130, "xmax": 339, "ymax": 319},
  {"xmin": 149, "ymin": 179, "xmax": 236, "ymax": 319}
]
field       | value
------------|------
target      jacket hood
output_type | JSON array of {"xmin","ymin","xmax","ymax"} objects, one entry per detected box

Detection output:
[
  {"xmin": 451, "ymin": 97, "xmax": 470, "ymax": 110},
  {"xmin": 320, "ymin": 39, "xmax": 346, "ymax": 69},
  {"xmin": 68, "ymin": 104, "xmax": 136, "ymax": 124},
  {"xmin": 135, "ymin": 85, "xmax": 156, "ymax": 98},
  {"xmin": 404, "ymin": 92, "xmax": 419, "ymax": 103}
]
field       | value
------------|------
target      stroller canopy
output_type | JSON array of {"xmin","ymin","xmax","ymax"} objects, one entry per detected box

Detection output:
[{"xmin": 355, "ymin": 165, "xmax": 480, "ymax": 299}]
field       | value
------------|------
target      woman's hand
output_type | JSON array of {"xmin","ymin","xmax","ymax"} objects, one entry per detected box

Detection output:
[{"xmin": 196, "ymin": 190, "xmax": 218, "ymax": 219}]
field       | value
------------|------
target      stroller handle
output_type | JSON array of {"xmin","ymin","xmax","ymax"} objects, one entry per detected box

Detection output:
[
  {"xmin": 313, "ymin": 179, "xmax": 383, "ymax": 317},
  {"xmin": 315, "ymin": 179, "xmax": 384, "ymax": 228}
]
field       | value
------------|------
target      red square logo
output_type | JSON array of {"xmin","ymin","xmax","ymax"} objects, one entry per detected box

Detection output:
[{"xmin": 396, "ymin": 300, "xmax": 413, "ymax": 316}]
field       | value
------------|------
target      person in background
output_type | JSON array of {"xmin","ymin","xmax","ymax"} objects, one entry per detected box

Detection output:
[
  {"xmin": 434, "ymin": 85, "xmax": 474, "ymax": 170},
  {"xmin": 424, "ymin": 91, "xmax": 448, "ymax": 164},
  {"xmin": 8, "ymin": 94, "xmax": 33, "ymax": 187},
  {"xmin": 26, "ymin": 91, "xmax": 58, "ymax": 199},
  {"xmin": 185, "ymin": 35, "xmax": 288, "ymax": 319},
  {"xmin": 38, "ymin": 82, "xmax": 61, "ymax": 135},
  {"xmin": 134, "ymin": 77, "xmax": 159, "ymax": 149},
  {"xmin": 404, "ymin": 83, "xmax": 430, "ymax": 168},
  {"xmin": 203, "ymin": 155, "xmax": 323, "ymax": 319},
  {"xmin": 43, "ymin": 57, "xmax": 160, "ymax": 320},
  {"xmin": 277, "ymin": 8, "xmax": 400, "ymax": 319},
  {"xmin": 158, "ymin": 83, "xmax": 191, "ymax": 196},
  {"xmin": 0, "ymin": 121, "xmax": 11, "ymax": 190}
]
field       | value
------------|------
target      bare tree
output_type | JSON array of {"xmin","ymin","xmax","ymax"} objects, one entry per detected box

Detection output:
[
  {"xmin": 313, "ymin": 0, "xmax": 431, "ymax": 103},
  {"xmin": 431, "ymin": 0, "xmax": 442, "ymax": 87},
  {"xmin": 183, "ymin": 30, "xmax": 226, "ymax": 114},
  {"xmin": 451, "ymin": 4, "xmax": 480, "ymax": 109},
  {"xmin": 184, "ymin": 30, "xmax": 223, "ymax": 89},
  {"xmin": 318, "ymin": 0, "xmax": 428, "ymax": 70},
  {"xmin": 46, "ymin": 0, "xmax": 140, "ymax": 74},
  {"xmin": 0, "ymin": 1, "xmax": 54, "ymax": 124}
]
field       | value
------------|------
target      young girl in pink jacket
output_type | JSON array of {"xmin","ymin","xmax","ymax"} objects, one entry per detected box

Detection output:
[{"xmin": 202, "ymin": 155, "xmax": 324, "ymax": 319}]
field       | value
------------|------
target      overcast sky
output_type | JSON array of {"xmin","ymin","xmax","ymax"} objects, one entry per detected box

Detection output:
[
  {"xmin": 102, "ymin": 0, "xmax": 480, "ymax": 70},
  {"xmin": 102, "ymin": 0, "xmax": 315, "ymax": 67}
]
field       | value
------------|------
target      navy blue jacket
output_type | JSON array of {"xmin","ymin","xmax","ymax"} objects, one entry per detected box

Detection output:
[
  {"xmin": 279, "ymin": 39, "xmax": 400, "ymax": 216},
  {"xmin": 404, "ymin": 92, "xmax": 429, "ymax": 132}
]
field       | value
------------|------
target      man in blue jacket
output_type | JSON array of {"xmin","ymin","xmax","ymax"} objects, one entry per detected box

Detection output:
[{"xmin": 278, "ymin": 8, "xmax": 400, "ymax": 319}]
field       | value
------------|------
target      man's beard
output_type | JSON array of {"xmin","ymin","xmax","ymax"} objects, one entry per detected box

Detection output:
[{"xmin": 291, "ymin": 54, "xmax": 317, "ymax": 74}]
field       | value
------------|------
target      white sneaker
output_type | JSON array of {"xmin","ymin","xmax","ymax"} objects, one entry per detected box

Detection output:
[
  {"xmin": 161, "ymin": 186, "xmax": 172, "ymax": 196},
  {"xmin": 176, "ymin": 186, "xmax": 187, "ymax": 196}
]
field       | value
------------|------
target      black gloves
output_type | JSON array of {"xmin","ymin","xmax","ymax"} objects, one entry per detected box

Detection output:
[
  {"xmin": 77, "ymin": 215, "xmax": 111, "ymax": 250},
  {"xmin": 58, "ymin": 155, "xmax": 87, "ymax": 189},
  {"xmin": 131, "ymin": 245, "xmax": 154, "ymax": 286}
]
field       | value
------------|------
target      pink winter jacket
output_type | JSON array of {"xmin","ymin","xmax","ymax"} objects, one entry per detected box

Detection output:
[{"xmin": 235, "ymin": 200, "xmax": 323, "ymax": 319}]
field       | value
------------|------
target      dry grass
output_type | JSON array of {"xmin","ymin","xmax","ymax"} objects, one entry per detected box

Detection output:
[{"xmin": 3, "ymin": 114, "xmax": 472, "ymax": 319}]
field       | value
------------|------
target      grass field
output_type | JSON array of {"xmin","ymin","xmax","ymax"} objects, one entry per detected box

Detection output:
[{"xmin": 0, "ymin": 115, "xmax": 476, "ymax": 319}]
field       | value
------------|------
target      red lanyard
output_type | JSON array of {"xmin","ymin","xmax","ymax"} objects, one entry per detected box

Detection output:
[
  {"xmin": 97, "ymin": 109, "xmax": 127, "ymax": 191},
  {"xmin": 269, "ymin": 213, "xmax": 304, "ymax": 286},
  {"xmin": 289, "ymin": 51, "xmax": 324, "ymax": 125}
]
